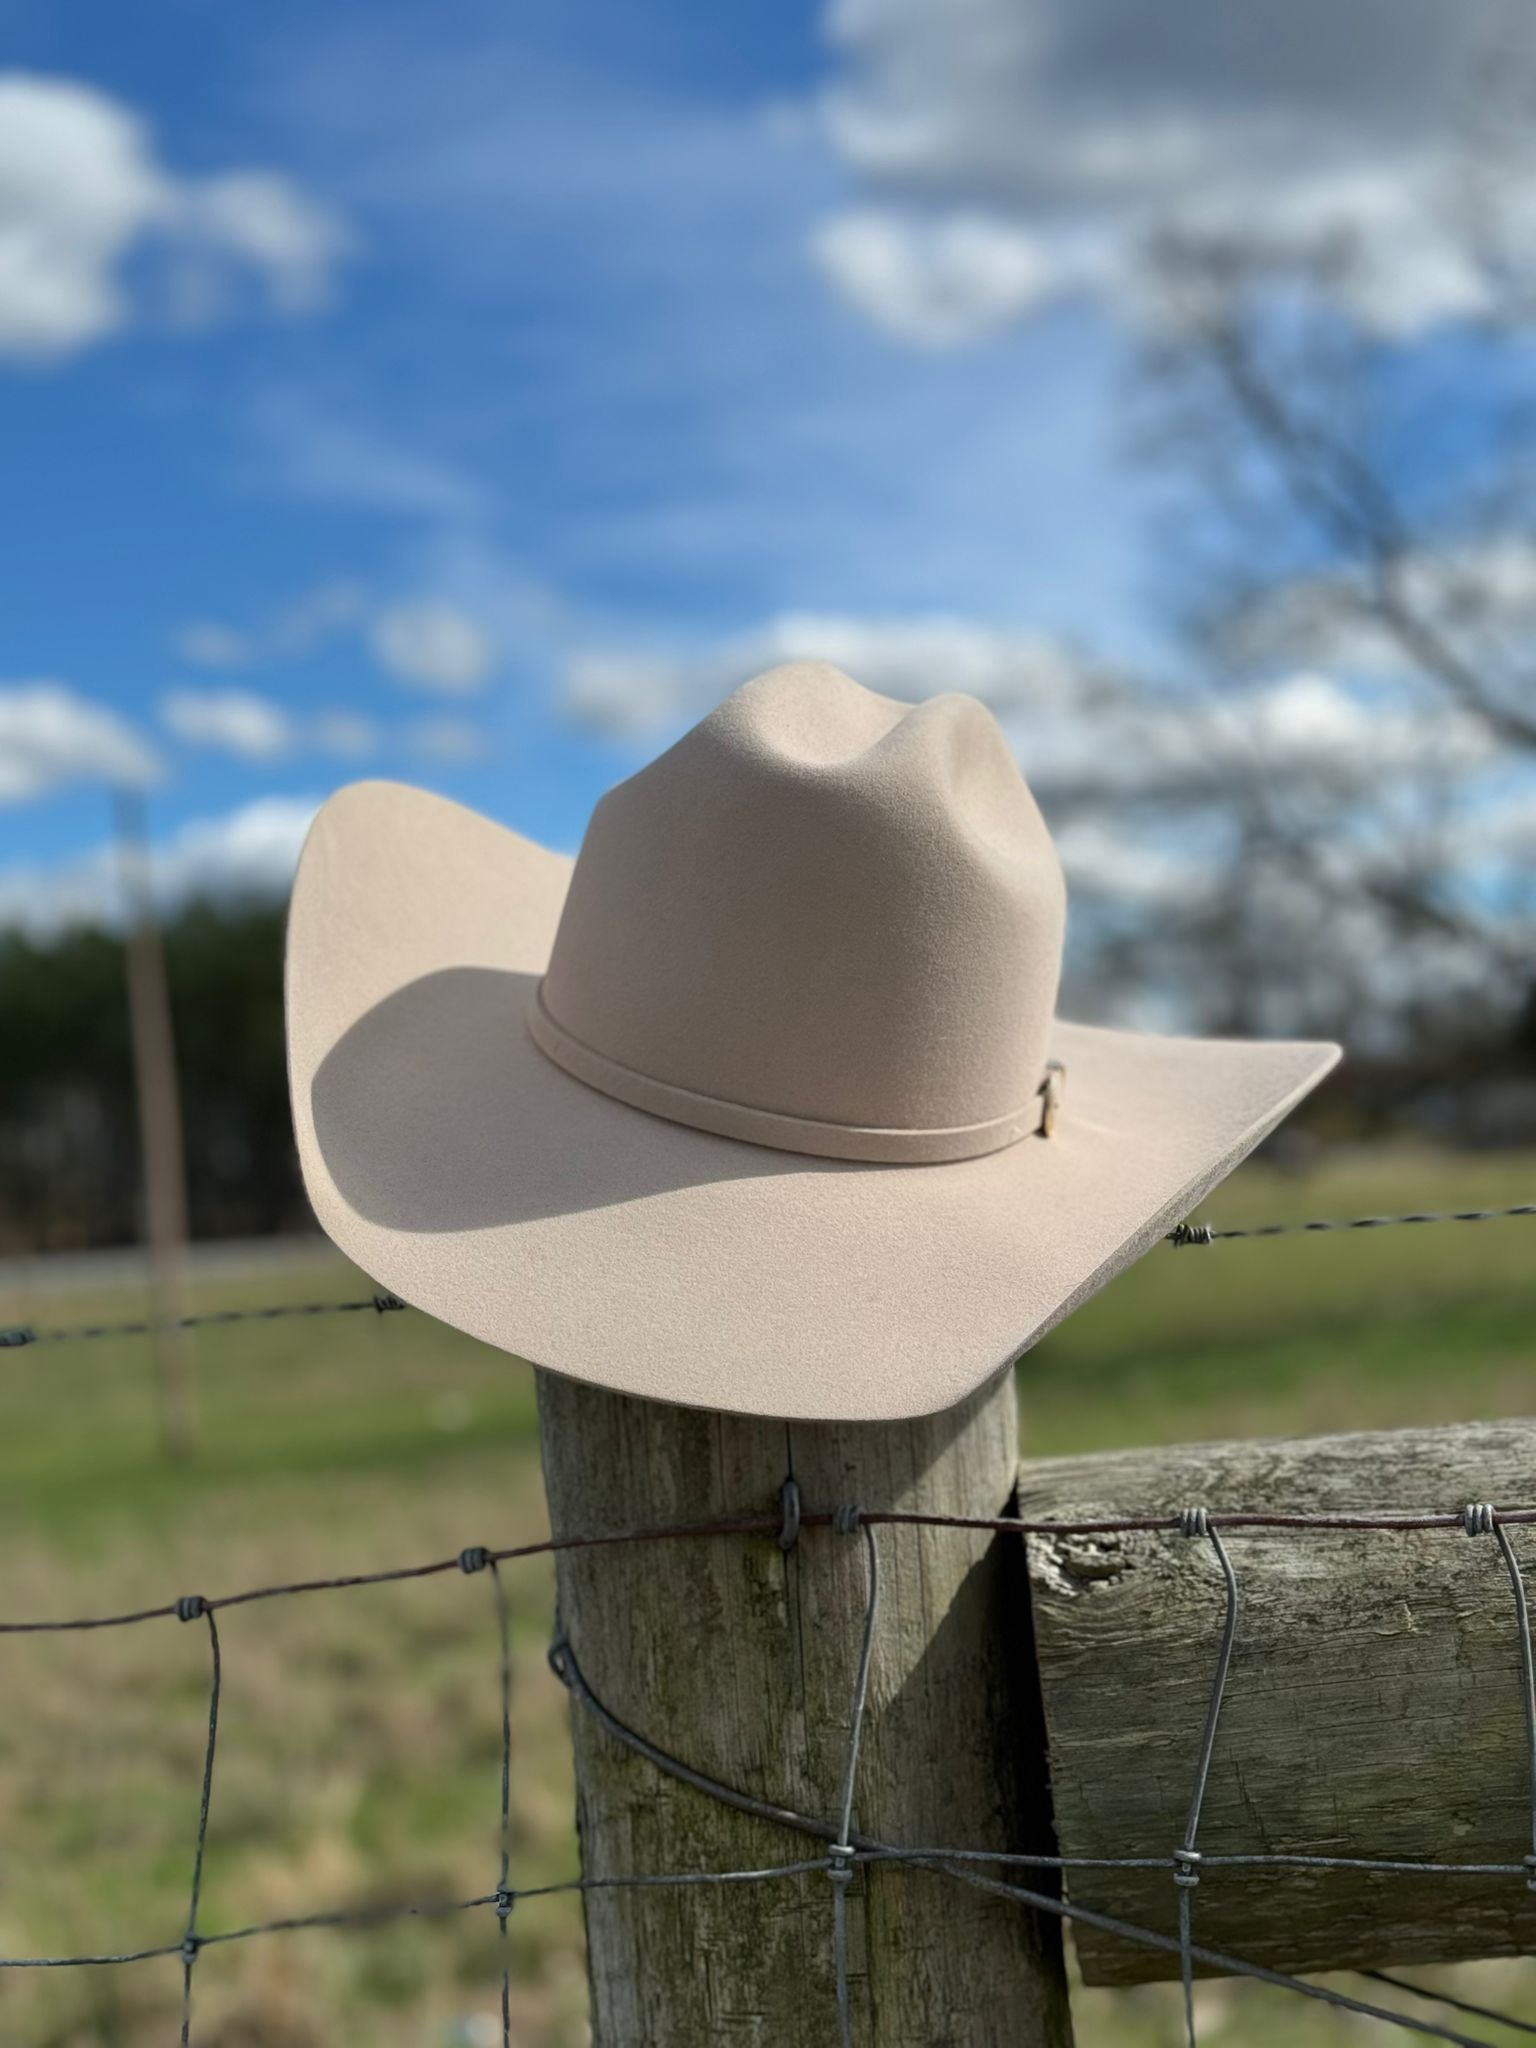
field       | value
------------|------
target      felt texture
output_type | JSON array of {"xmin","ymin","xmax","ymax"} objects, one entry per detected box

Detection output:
[
  {"xmin": 539, "ymin": 664, "xmax": 1067, "ymax": 1152},
  {"xmin": 285, "ymin": 666, "xmax": 1339, "ymax": 1421}
]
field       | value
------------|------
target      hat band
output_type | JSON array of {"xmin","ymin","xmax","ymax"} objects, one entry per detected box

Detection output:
[{"xmin": 527, "ymin": 984, "xmax": 1055, "ymax": 1165}]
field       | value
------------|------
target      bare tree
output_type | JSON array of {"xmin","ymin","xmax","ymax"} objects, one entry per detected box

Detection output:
[{"xmin": 1097, "ymin": 25, "xmax": 1536, "ymax": 1075}]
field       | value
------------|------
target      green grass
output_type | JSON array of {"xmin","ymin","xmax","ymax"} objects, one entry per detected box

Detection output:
[
  {"xmin": 1029, "ymin": 1144, "xmax": 1536, "ymax": 1454},
  {"xmin": 1, "ymin": 1144, "xmax": 1534, "ymax": 2045}
]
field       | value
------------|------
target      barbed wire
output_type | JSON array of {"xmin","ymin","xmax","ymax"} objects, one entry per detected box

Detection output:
[
  {"xmin": 1167, "ymin": 1200, "xmax": 1536, "ymax": 1246},
  {"xmin": 13, "ymin": 1501, "xmax": 1536, "ymax": 1639},
  {"xmin": 7, "ymin": 1501, "xmax": 1536, "ymax": 2044},
  {"xmin": 0, "ymin": 1195, "xmax": 1531, "ymax": 1350},
  {"xmin": 0, "ymin": 1292, "xmax": 407, "ymax": 1348}
]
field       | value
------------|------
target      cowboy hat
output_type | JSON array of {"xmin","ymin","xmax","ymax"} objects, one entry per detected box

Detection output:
[{"xmin": 286, "ymin": 661, "xmax": 1338, "ymax": 1421}]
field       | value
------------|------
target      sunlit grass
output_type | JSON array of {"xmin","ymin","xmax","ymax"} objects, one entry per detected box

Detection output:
[{"xmin": 1, "ymin": 1142, "xmax": 1533, "ymax": 2044}]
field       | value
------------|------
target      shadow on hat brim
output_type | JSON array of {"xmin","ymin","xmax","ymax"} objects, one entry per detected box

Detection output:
[{"xmin": 286, "ymin": 781, "xmax": 1341, "ymax": 1422}]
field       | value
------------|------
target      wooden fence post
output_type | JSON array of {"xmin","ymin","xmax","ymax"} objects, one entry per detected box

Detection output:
[
  {"xmin": 114, "ymin": 788, "xmax": 196, "ymax": 1463},
  {"xmin": 537, "ymin": 1363, "xmax": 1074, "ymax": 2048}
]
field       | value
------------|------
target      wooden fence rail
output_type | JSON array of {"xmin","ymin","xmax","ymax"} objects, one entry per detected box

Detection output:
[{"xmin": 1020, "ymin": 1417, "xmax": 1536, "ymax": 1987}]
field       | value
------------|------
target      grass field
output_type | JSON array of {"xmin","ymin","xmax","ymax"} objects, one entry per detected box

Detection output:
[{"xmin": 2, "ymin": 1144, "xmax": 1535, "ymax": 2046}]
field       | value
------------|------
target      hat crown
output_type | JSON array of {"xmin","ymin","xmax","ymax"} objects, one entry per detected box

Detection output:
[{"xmin": 533, "ymin": 661, "xmax": 1067, "ymax": 1161}]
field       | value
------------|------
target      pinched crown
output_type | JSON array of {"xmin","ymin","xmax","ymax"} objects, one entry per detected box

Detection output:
[{"xmin": 529, "ymin": 661, "xmax": 1067, "ymax": 1162}]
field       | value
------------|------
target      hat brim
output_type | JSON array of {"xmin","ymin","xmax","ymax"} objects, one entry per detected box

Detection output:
[{"xmin": 287, "ymin": 781, "xmax": 1340, "ymax": 1422}]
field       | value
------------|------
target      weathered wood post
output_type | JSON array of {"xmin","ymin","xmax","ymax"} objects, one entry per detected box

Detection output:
[
  {"xmin": 538, "ymin": 1361, "xmax": 1074, "ymax": 2047},
  {"xmin": 1019, "ymin": 1418, "xmax": 1536, "ymax": 1984},
  {"xmin": 114, "ymin": 786, "xmax": 197, "ymax": 1462}
]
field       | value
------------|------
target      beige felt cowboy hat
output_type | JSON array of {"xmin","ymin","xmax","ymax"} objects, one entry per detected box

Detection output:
[{"xmin": 286, "ymin": 661, "xmax": 1338, "ymax": 1421}]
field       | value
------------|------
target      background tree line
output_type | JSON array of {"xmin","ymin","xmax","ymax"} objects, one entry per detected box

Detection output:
[
  {"xmin": 0, "ymin": 873, "xmax": 1530, "ymax": 1255},
  {"xmin": 0, "ymin": 901, "xmax": 304, "ymax": 1254}
]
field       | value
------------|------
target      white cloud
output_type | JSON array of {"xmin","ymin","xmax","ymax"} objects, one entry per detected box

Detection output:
[
  {"xmin": 178, "ymin": 583, "xmax": 498, "ymax": 697},
  {"xmin": 160, "ymin": 687, "xmax": 291, "ymax": 762},
  {"xmin": 1052, "ymin": 817, "xmax": 1201, "ymax": 908},
  {"xmin": 0, "ymin": 796, "xmax": 318, "ymax": 936},
  {"xmin": 158, "ymin": 686, "xmax": 379, "ymax": 763},
  {"xmin": 174, "ymin": 622, "xmax": 253, "ymax": 669},
  {"xmin": 559, "ymin": 613, "xmax": 1496, "ymax": 820},
  {"xmin": 251, "ymin": 400, "xmax": 485, "ymax": 520},
  {"xmin": 0, "ymin": 682, "xmax": 161, "ymax": 802},
  {"xmin": 555, "ymin": 610, "xmax": 1535, "ymax": 1029},
  {"xmin": 1223, "ymin": 537, "xmax": 1536, "ymax": 678},
  {"xmin": 0, "ymin": 74, "xmax": 162, "ymax": 358},
  {"xmin": 0, "ymin": 72, "xmax": 347, "ymax": 361},
  {"xmin": 1019, "ymin": 668, "xmax": 1493, "ymax": 806},
  {"xmin": 818, "ymin": 176, "xmax": 1495, "ymax": 350},
  {"xmin": 1203, "ymin": 670, "xmax": 1492, "ymax": 785},
  {"xmin": 562, "ymin": 612, "xmax": 1094, "ymax": 735},
  {"xmin": 370, "ymin": 601, "xmax": 497, "ymax": 693},
  {"xmin": 267, "ymin": 579, "xmax": 368, "ymax": 655},
  {"xmin": 173, "ymin": 171, "xmax": 344, "ymax": 317},
  {"xmin": 812, "ymin": 0, "xmax": 1522, "ymax": 343},
  {"xmin": 174, "ymin": 581, "xmax": 365, "ymax": 672},
  {"xmin": 410, "ymin": 716, "xmax": 488, "ymax": 763},
  {"xmin": 309, "ymin": 710, "xmax": 378, "ymax": 759},
  {"xmin": 811, "ymin": 209, "xmax": 1066, "ymax": 346},
  {"xmin": 157, "ymin": 795, "xmax": 318, "ymax": 900}
]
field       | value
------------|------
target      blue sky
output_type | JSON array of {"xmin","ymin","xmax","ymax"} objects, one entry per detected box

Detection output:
[
  {"xmin": 0, "ymin": 0, "xmax": 1152, "ymax": 911},
  {"xmin": 2, "ymin": 0, "xmax": 1526, "ymax": 938}
]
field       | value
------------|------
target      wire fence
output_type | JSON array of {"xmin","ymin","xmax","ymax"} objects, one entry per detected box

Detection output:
[
  {"xmin": 7, "ymin": 1494, "xmax": 1536, "ymax": 2046},
  {"xmin": 1, "ymin": 1195, "xmax": 1532, "ymax": 1350},
  {"xmin": 4, "ymin": 1194, "xmax": 1536, "ymax": 2046}
]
